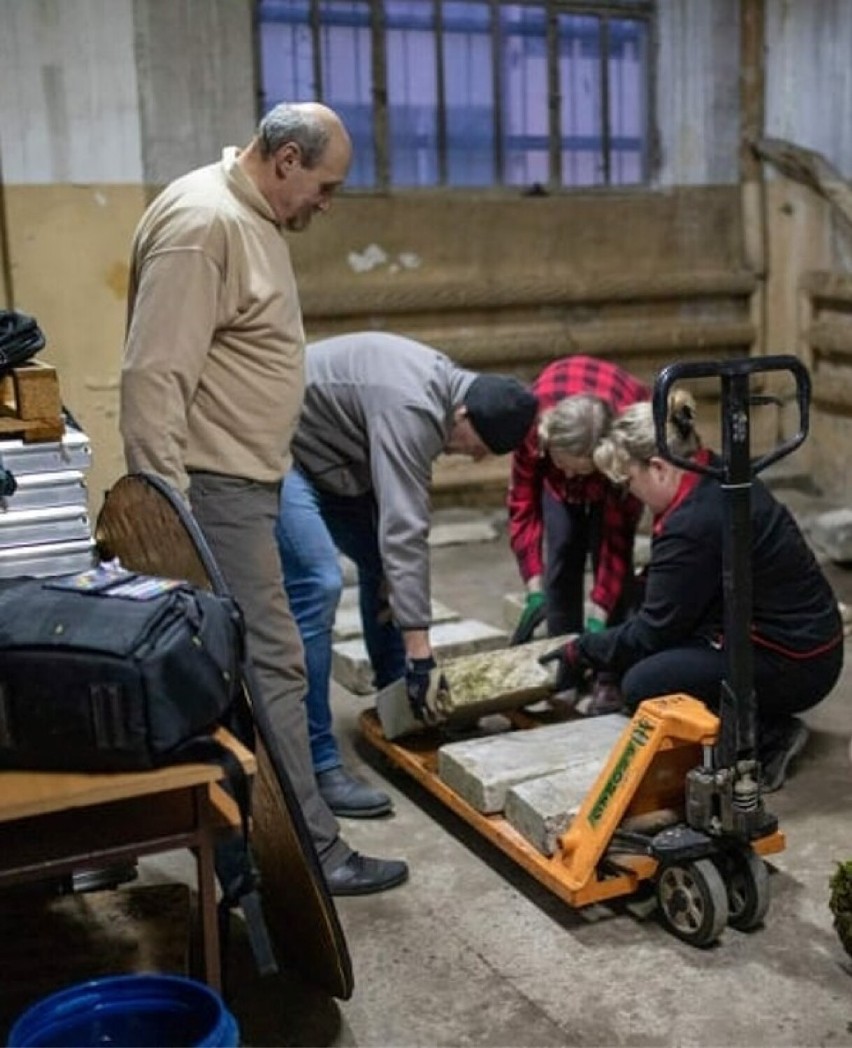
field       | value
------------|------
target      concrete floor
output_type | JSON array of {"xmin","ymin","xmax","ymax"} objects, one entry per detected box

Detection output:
[
  {"xmin": 3, "ymin": 493, "xmax": 849, "ymax": 1046},
  {"xmin": 188, "ymin": 514, "xmax": 852, "ymax": 1048}
]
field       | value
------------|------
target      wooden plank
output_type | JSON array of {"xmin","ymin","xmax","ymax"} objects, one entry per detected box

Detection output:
[
  {"xmin": 754, "ymin": 136, "xmax": 852, "ymax": 231},
  {"xmin": 302, "ymin": 270, "xmax": 757, "ymax": 318},
  {"xmin": 809, "ymin": 318, "xmax": 852, "ymax": 357},
  {"xmin": 0, "ymin": 416, "xmax": 64, "ymax": 442},
  {"xmin": 812, "ymin": 360, "xmax": 852, "ymax": 411},
  {"xmin": 0, "ymin": 727, "xmax": 255, "ymax": 822},
  {"xmin": 12, "ymin": 363, "xmax": 62, "ymax": 419},
  {"xmin": 0, "ymin": 362, "xmax": 63, "ymax": 442},
  {"xmin": 801, "ymin": 269, "xmax": 852, "ymax": 305}
]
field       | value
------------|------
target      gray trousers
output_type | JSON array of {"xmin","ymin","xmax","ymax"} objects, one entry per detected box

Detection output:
[{"xmin": 189, "ymin": 471, "xmax": 349, "ymax": 875}]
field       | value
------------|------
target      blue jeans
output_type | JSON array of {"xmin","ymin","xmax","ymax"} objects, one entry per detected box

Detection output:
[{"xmin": 276, "ymin": 467, "xmax": 406, "ymax": 773}]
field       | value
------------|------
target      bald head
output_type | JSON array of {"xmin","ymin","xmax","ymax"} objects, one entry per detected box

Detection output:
[
  {"xmin": 258, "ymin": 102, "xmax": 351, "ymax": 168},
  {"xmin": 243, "ymin": 101, "xmax": 352, "ymax": 230}
]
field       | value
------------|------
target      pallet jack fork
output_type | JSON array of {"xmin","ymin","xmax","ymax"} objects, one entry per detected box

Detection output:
[{"xmin": 361, "ymin": 354, "xmax": 811, "ymax": 947}]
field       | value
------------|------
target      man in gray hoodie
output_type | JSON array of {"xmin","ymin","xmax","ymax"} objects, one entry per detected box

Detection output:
[{"xmin": 276, "ymin": 331, "xmax": 538, "ymax": 817}]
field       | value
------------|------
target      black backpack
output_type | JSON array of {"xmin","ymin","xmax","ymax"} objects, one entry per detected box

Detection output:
[{"xmin": 0, "ymin": 309, "xmax": 45, "ymax": 373}]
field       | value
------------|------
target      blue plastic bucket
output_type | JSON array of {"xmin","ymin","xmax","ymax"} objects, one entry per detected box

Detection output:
[{"xmin": 7, "ymin": 974, "xmax": 239, "ymax": 1048}]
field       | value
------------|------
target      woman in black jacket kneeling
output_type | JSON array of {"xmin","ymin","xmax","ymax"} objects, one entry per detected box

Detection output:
[{"xmin": 542, "ymin": 390, "xmax": 844, "ymax": 792}]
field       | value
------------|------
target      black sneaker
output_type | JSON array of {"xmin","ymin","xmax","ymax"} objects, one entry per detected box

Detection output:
[{"xmin": 760, "ymin": 717, "xmax": 810, "ymax": 793}]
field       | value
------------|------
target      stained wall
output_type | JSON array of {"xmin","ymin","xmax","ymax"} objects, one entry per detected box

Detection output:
[{"xmin": 1, "ymin": 0, "xmax": 850, "ymax": 510}]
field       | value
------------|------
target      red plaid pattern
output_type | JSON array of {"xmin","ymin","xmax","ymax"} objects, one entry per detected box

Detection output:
[{"xmin": 507, "ymin": 355, "xmax": 649, "ymax": 614}]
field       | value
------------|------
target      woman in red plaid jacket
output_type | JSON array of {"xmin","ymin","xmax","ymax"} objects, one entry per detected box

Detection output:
[{"xmin": 508, "ymin": 355, "xmax": 649, "ymax": 649}]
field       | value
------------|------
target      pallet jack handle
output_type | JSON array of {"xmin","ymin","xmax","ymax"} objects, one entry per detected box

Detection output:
[
  {"xmin": 652, "ymin": 355, "xmax": 810, "ymax": 479},
  {"xmin": 652, "ymin": 355, "xmax": 811, "ymax": 770}
]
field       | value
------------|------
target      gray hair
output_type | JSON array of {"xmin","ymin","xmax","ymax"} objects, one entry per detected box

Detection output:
[
  {"xmin": 258, "ymin": 103, "xmax": 331, "ymax": 168},
  {"xmin": 593, "ymin": 389, "xmax": 701, "ymax": 484},
  {"xmin": 537, "ymin": 394, "xmax": 612, "ymax": 458}
]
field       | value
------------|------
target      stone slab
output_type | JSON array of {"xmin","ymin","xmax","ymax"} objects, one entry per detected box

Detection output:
[
  {"xmin": 634, "ymin": 532, "xmax": 652, "ymax": 568},
  {"xmin": 437, "ymin": 713, "xmax": 628, "ymax": 814},
  {"xmin": 339, "ymin": 555, "xmax": 358, "ymax": 587},
  {"xmin": 374, "ymin": 678, "xmax": 416, "ymax": 740},
  {"xmin": 427, "ymin": 508, "xmax": 500, "ymax": 548},
  {"xmin": 809, "ymin": 508, "xmax": 852, "ymax": 563},
  {"xmin": 503, "ymin": 591, "xmax": 525, "ymax": 629},
  {"xmin": 504, "ymin": 759, "xmax": 608, "ymax": 856},
  {"xmin": 337, "ymin": 585, "xmax": 361, "ymax": 612},
  {"xmin": 333, "ymin": 589, "xmax": 459, "ymax": 641},
  {"xmin": 428, "ymin": 518, "xmax": 499, "ymax": 548},
  {"xmin": 501, "ymin": 589, "xmax": 605, "ymax": 634},
  {"xmin": 375, "ymin": 634, "xmax": 570, "ymax": 740},
  {"xmin": 333, "ymin": 618, "xmax": 509, "ymax": 695}
]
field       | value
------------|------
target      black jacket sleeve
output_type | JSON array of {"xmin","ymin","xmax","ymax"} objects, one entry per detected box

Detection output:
[{"xmin": 578, "ymin": 483, "xmax": 724, "ymax": 674}]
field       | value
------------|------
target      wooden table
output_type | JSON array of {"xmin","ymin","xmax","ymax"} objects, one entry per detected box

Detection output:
[{"xmin": 0, "ymin": 730, "xmax": 256, "ymax": 993}]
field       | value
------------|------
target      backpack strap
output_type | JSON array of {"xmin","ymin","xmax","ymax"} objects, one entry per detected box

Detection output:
[{"xmin": 164, "ymin": 732, "xmax": 278, "ymax": 979}]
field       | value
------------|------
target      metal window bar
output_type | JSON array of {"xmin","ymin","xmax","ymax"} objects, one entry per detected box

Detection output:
[
  {"xmin": 434, "ymin": 0, "xmax": 448, "ymax": 184},
  {"xmin": 256, "ymin": 0, "xmax": 653, "ymax": 191},
  {"xmin": 599, "ymin": 14, "xmax": 611, "ymax": 185},
  {"xmin": 310, "ymin": 0, "xmax": 322, "ymax": 104},
  {"xmin": 490, "ymin": 0, "xmax": 504, "ymax": 185},
  {"xmin": 547, "ymin": 5, "xmax": 561, "ymax": 187}
]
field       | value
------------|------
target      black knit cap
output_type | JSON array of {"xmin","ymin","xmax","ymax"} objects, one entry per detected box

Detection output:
[{"xmin": 463, "ymin": 374, "xmax": 538, "ymax": 454}]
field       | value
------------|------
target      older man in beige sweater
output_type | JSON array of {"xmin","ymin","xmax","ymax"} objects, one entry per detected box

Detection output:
[{"xmin": 121, "ymin": 102, "xmax": 408, "ymax": 897}]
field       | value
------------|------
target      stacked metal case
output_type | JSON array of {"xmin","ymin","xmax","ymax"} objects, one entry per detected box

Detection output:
[{"xmin": 0, "ymin": 425, "xmax": 96, "ymax": 579}]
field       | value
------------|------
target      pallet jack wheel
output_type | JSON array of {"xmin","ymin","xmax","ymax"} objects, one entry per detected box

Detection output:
[
  {"xmin": 656, "ymin": 858, "xmax": 729, "ymax": 947},
  {"xmin": 714, "ymin": 847, "xmax": 771, "ymax": 931}
]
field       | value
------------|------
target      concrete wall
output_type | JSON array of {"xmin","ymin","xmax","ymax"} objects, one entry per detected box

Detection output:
[
  {"xmin": 655, "ymin": 0, "xmax": 740, "ymax": 187},
  {"xmin": 2, "ymin": 0, "xmax": 850, "ymax": 510},
  {"xmin": 0, "ymin": 0, "xmax": 254, "ymax": 509},
  {"xmin": 131, "ymin": 0, "xmax": 256, "ymax": 185},
  {"xmin": 761, "ymin": 0, "xmax": 852, "ymax": 494}
]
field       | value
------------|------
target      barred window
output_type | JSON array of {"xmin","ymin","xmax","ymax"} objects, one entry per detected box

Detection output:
[{"xmin": 257, "ymin": 0, "xmax": 652, "ymax": 190}]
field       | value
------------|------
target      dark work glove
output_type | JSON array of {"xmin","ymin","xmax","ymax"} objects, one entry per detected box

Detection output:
[
  {"xmin": 538, "ymin": 640, "xmax": 592, "ymax": 693},
  {"xmin": 510, "ymin": 591, "xmax": 547, "ymax": 646},
  {"xmin": 577, "ymin": 672, "xmax": 624, "ymax": 717},
  {"xmin": 404, "ymin": 655, "xmax": 450, "ymax": 725}
]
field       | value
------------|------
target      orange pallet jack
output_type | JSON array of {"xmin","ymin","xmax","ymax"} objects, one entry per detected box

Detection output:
[{"xmin": 361, "ymin": 354, "xmax": 811, "ymax": 946}]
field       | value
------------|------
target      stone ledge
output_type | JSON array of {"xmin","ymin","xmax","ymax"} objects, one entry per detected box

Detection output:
[
  {"xmin": 437, "ymin": 714, "xmax": 628, "ymax": 814},
  {"xmin": 504, "ymin": 760, "xmax": 607, "ymax": 856},
  {"xmin": 332, "ymin": 618, "xmax": 509, "ymax": 695},
  {"xmin": 333, "ymin": 588, "xmax": 459, "ymax": 641}
]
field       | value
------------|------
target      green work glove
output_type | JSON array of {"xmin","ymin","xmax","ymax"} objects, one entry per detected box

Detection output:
[
  {"xmin": 585, "ymin": 615, "xmax": 606, "ymax": 633},
  {"xmin": 511, "ymin": 591, "xmax": 546, "ymax": 646}
]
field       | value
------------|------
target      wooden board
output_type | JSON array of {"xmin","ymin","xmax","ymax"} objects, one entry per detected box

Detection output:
[
  {"xmin": 95, "ymin": 472, "xmax": 353, "ymax": 1001},
  {"xmin": 0, "ymin": 362, "xmax": 64, "ymax": 442}
]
